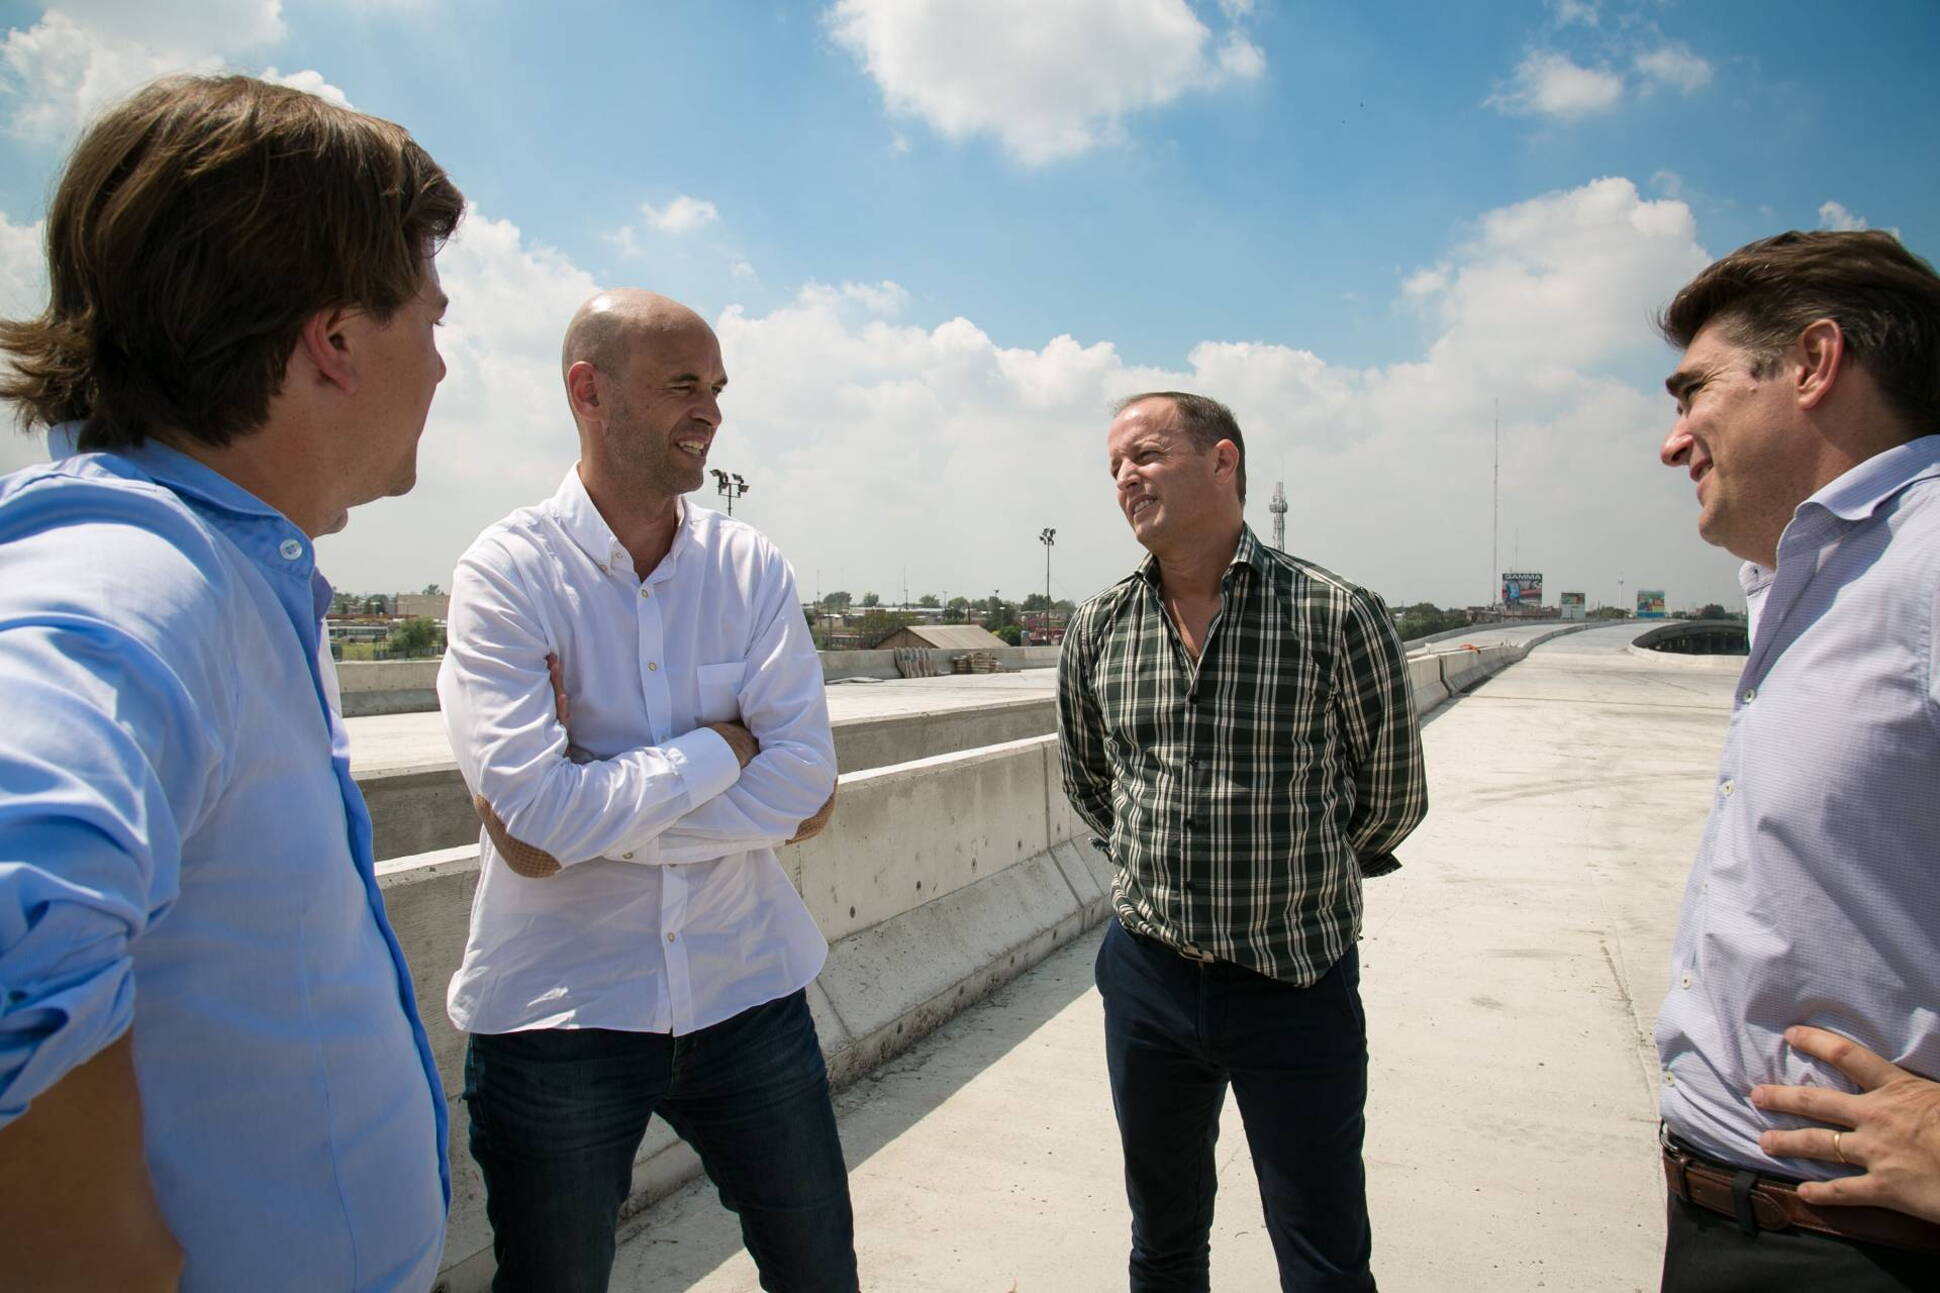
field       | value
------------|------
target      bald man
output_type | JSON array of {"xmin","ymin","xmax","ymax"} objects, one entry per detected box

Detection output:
[{"xmin": 436, "ymin": 291, "xmax": 854, "ymax": 1292}]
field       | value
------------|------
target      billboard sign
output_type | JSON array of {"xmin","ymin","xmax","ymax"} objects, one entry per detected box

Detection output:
[
  {"xmin": 1501, "ymin": 572, "xmax": 1543, "ymax": 608},
  {"xmin": 1637, "ymin": 589, "xmax": 1667, "ymax": 619},
  {"xmin": 1559, "ymin": 591, "xmax": 1586, "ymax": 621}
]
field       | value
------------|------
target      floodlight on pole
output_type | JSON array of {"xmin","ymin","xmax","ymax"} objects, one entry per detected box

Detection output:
[{"xmin": 711, "ymin": 468, "xmax": 750, "ymax": 516}]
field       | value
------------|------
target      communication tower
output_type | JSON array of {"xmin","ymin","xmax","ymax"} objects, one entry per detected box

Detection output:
[{"xmin": 1268, "ymin": 481, "xmax": 1287, "ymax": 551}]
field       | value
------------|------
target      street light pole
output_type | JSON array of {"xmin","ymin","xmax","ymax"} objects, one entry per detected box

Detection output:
[
  {"xmin": 1038, "ymin": 527, "xmax": 1056, "ymax": 644},
  {"xmin": 710, "ymin": 468, "xmax": 749, "ymax": 516}
]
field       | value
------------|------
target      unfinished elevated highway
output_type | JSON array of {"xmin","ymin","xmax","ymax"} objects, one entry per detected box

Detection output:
[{"xmin": 350, "ymin": 621, "xmax": 1732, "ymax": 1293}]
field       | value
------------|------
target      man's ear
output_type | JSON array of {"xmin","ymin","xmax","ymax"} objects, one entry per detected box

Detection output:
[
  {"xmin": 1214, "ymin": 438, "xmax": 1240, "ymax": 483},
  {"xmin": 565, "ymin": 360, "xmax": 603, "ymax": 422},
  {"xmin": 1794, "ymin": 318, "xmax": 1845, "ymax": 412},
  {"xmin": 296, "ymin": 307, "xmax": 358, "ymax": 395}
]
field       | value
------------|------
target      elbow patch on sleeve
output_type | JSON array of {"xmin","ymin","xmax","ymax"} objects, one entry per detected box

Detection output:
[{"xmin": 471, "ymin": 794, "xmax": 562, "ymax": 878}]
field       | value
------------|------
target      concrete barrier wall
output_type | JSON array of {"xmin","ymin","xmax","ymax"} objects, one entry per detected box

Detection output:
[
  {"xmin": 340, "ymin": 646, "xmax": 1066, "ymax": 716},
  {"xmin": 361, "ymin": 695, "xmax": 1060, "ymax": 863},
  {"xmin": 381, "ymin": 733, "xmax": 1105, "ymax": 1292}
]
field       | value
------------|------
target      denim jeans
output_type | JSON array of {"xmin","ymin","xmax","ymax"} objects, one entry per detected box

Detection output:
[
  {"xmin": 463, "ymin": 989, "xmax": 858, "ymax": 1293},
  {"xmin": 1096, "ymin": 919, "xmax": 1375, "ymax": 1293}
]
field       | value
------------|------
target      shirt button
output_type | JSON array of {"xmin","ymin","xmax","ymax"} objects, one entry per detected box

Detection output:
[
  {"xmin": 1680, "ymin": 973, "xmax": 1692, "ymax": 989},
  {"xmin": 666, "ymin": 931, "xmax": 677, "ymax": 943},
  {"xmin": 1663, "ymin": 1071, "xmax": 1676, "ymax": 1087},
  {"xmin": 1720, "ymin": 779, "xmax": 1734, "ymax": 796},
  {"xmin": 1742, "ymin": 688, "xmax": 1756, "ymax": 703},
  {"xmin": 278, "ymin": 538, "xmax": 303, "ymax": 560},
  {"xmin": 622, "ymin": 852, "xmax": 634, "ymax": 860},
  {"xmin": 647, "ymin": 661, "xmax": 658, "ymax": 672},
  {"xmin": 640, "ymin": 587, "xmax": 650, "ymax": 599}
]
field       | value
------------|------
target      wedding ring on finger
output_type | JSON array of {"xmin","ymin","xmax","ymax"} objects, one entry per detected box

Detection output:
[{"xmin": 1832, "ymin": 1129, "xmax": 1849, "ymax": 1165}]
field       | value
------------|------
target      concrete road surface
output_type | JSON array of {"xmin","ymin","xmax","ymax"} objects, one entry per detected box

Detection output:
[{"xmin": 607, "ymin": 623, "xmax": 1738, "ymax": 1292}]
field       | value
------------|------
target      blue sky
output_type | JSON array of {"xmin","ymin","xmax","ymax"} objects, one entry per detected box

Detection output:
[{"xmin": 1, "ymin": 0, "xmax": 1935, "ymax": 610}]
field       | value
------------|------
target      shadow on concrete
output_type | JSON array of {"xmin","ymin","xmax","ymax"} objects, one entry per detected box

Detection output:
[{"xmin": 611, "ymin": 924, "xmax": 1108, "ymax": 1291}]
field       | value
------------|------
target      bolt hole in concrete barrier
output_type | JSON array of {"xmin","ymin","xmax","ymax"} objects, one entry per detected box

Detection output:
[{"xmin": 849, "ymin": 905, "xmax": 856, "ymax": 918}]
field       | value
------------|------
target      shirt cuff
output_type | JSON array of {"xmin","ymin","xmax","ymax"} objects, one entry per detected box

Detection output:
[{"xmin": 665, "ymin": 725, "xmax": 743, "ymax": 814}]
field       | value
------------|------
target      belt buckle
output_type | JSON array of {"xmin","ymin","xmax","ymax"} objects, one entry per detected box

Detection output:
[{"xmin": 1177, "ymin": 941, "xmax": 1218, "ymax": 964}]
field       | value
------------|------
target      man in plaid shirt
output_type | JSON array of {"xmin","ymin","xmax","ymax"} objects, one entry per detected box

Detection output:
[{"xmin": 1059, "ymin": 391, "xmax": 1428, "ymax": 1292}]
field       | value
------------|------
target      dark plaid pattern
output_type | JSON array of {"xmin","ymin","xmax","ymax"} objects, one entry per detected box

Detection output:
[{"xmin": 1058, "ymin": 526, "xmax": 1428, "ymax": 985}]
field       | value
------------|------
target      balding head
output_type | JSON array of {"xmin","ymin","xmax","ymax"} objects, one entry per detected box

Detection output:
[{"xmin": 562, "ymin": 289, "xmax": 710, "ymax": 387}]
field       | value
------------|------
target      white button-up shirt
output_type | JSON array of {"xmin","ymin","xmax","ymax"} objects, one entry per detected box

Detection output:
[
  {"xmin": 1655, "ymin": 435, "xmax": 1940, "ymax": 1179},
  {"xmin": 438, "ymin": 467, "xmax": 836, "ymax": 1037}
]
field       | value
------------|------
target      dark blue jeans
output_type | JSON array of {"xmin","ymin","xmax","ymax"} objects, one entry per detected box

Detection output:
[
  {"xmin": 1096, "ymin": 919, "xmax": 1376, "ymax": 1292},
  {"xmin": 463, "ymin": 989, "xmax": 858, "ymax": 1293}
]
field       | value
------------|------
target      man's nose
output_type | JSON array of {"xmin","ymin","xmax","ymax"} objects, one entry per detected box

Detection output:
[{"xmin": 1660, "ymin": 421, "xmax": 1693, "ymax": 468}]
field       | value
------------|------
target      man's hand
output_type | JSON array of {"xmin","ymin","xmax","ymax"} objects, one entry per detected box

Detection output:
[
  {"xmin": 786, "ymin": 786, "xmax": 838, "ymax": 845},
  {"xmin": 1751, "ymin": 1024, "xmax": 1940, "ymax": 1223},
  {"xmin": 545, "ymin": 652, "xmax": 569, "ymax": 725},
  {"xmin": 706, "ymin": 720, "xmax": 759, "ymax": 769},
  {"xmin": 0, "ymin": 1033, "xmax": 184, "ymax": 1290}
]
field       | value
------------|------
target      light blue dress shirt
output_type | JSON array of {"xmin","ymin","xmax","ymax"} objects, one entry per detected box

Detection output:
[
  {"xmin": 0, "ymin": 439, "xmax": 447, "ymax": 1289},
  {"xmin": 1656, "ymin": 434, "xmax": 1940, "ymax": 1181}
]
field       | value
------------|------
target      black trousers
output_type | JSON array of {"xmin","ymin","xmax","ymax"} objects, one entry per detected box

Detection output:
[{"xmin": 1662, "ymin": 1192, "xmax": 1939, "ymax": 1292}]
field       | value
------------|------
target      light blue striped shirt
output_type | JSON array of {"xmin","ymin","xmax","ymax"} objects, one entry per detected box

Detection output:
[
  {"xmin": 0, "ymin": 439, "xmax": 447, "ymax": 1289},
  {"xmin": 1656, "ymin": 434, "xmax": 1940, "ymax": 1180}
]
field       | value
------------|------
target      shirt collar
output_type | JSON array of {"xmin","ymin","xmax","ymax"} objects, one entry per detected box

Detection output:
[
  {"xmin": 1136, "ymin": 524, "xmax": 1265, "ymax": 587},
  {"xmin": 1802, "ymin": 434, "xmax": 1940, "ymax": 523},
  {"xmin": 52, "ymin": 422, "xmax": 284, "ymax": 523},
  {"xmin": 551, "ymin": 463, "xmax": 693, "ymax": 578}
]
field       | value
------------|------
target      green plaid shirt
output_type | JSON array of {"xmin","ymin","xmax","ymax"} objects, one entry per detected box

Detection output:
[{"xmin": 1057, "ymin": 526, "xmax": 1427, "ymax": 985}]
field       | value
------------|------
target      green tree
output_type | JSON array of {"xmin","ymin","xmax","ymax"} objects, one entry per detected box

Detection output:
[
  {"xmin": 387, "ymin": 617, "xmax": 443, "ymax": 657},
  {"xmin": 984, "ymin": 597, "xmax": 1018, "ymax": 630},
  {"xmin": 1695, "ymin": 603, "xmax": 1737, "ymax": 621},
  {"xmin": 824, "ymin": 590, "xmax": 852, "ymax": 611},
  {"xmin": 1021, "ymin": 593, "xmax": 1051, "ymax": 612},
  {"xmin": 421, "ymin": 583, "xmax": 443, "ymax": 596},
  {"xmin": 861, "ymin": 592, "xmax": 880, "ymax": 607},
  {"xmin": 917, "ymin": 593, "xmax": 940, "ymax": 609},
  {"xmin": 993, "ymin": 624, "xmax": 1024, "ymax": 646},
  {"xmin": 852, "ymin": 609, "xmax": 918, "ymax": 648},
  {"xmin": 1589, "ymin": 605, "xmax": 1629, "ymax": 620}
]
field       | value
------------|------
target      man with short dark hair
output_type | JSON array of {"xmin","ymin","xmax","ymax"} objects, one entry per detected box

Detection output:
[
  {"xmin": 1059, "ymin": 390, "xmax": 1426, "ymax": 1292},
  {"xmin": 437, "ymin": 290, "xmax": 852, "ymax": 1293},
  {"xmin": 0, "ymin": 76, "xmax": 462, "ymax": 1289},
  {"xmin": 1653, "ymin": 230, "xmax": 1940, "ymax": 1290}
]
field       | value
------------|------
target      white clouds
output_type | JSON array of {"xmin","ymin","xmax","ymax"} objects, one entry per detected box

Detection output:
[
  {"xmin": 260, "ymin": 66, "xmax": 351, "ymax": 108},
  {"xmin": 1817, "ymin": 201, "xmax": 1868, "ymax": 232},
  {"xmin": 1487, "ymin": 52, "xmax": 1624, "ymax": 121},
  {"xmin": 642, "ymin": 194, "xmax": 720, "ymax": 235},
  {"xmin": 306, "ymin": 175, "xmax": 1735, "ymax": 610},
  {"xmin": 825, "ymin": 0, "xmax": 1264, "ymax": 165},
  {"xmin": 607, "ymin": 195, "xmax": 721, "ymax": 257},
  {"xmin": 0, "ymin": 2, "xmax": 359, "ymax": 143},
  {"xmin": 0, "ymin": 209, "xmax": 48, "ymax": 474},
  {"xmin": 1491, "ymin": 5, "xmax": 1713, "ymax": 124},
  {"xmin": 1635, "ymin": 44, "xmax": 1712, "ymax": 95}
]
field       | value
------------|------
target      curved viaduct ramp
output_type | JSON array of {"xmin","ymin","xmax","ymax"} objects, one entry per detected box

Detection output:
[{"xmin": 612, "ymin": 623, "xmax": 1738, "ymax": 1293}]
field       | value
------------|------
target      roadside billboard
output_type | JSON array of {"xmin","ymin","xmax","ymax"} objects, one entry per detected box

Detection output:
[
  {"xmin": 1637, "ymin": 589, "xmax": 1667, "ymax": 619},
  {"xmin": 1559, "ymin": 591, "xmax": 1586, "ymax": 621},
  {"xmin": 1501, "ymin": 572, "xmax": 1543, "ymax": 608}
]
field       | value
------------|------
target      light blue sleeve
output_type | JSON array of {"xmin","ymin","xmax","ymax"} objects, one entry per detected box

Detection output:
[{"xmin": 0, "ymin": 490, "xmax": 225, "ymax": 1127}]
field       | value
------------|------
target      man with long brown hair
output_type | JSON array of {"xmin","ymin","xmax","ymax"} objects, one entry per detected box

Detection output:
[{"xmin": 0, "ymin": 76, "xmax": 462, "ymax": 1289}]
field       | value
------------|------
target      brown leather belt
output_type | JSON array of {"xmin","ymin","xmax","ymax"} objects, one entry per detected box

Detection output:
[{"xmin": 1662, "ymin": 1128, "xmax": 1940, "ymax": 1253}]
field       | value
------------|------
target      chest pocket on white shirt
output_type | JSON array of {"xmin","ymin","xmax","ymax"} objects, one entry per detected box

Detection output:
[{"xmin": 696, "ymin": 661, "xmax": 743, "ymax": 723}]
